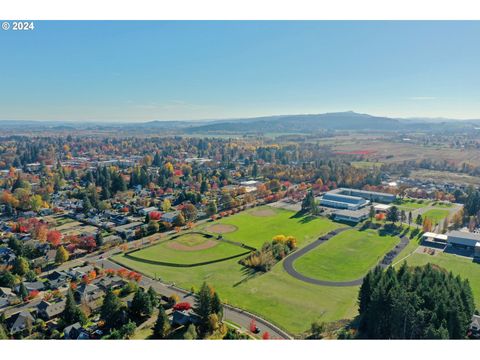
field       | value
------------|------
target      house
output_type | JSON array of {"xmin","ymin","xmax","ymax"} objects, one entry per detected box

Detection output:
[
  {"xmin": 95, "ymin": 275, "xmax": 125, "ymax": 291},
  {"xmin": 0, "ymin": 286, "xmax": 16, "ymax": 300},
  {"xmin": 6, "ymin": 310, "xmax": 35, "ymax": 335},
  {"xmin": 64, "ymin": 322, "xmax": 90, "ymax": 339},
  {"xmin": 67, "ymin": 265, "xmax": 94, "ymax": 280},
  {"xmin": 44, "ymin": 270, "xmax": 70, "ymax": 289},
  {"xmin": 102, "ymin": 234, "xmax": 122, "ymax": 246},
  {"xmin": 161, "ymin": 211, "xmax": 180, "ymax": 224},
  {"xmin": 139, "ymin": 206, "xmax": 158, "ymax": 216},
  {"xmin": 114, "ymin": 222, "xmax": 143, "ymax": 240},
  {"xmin": 36, "ymin": 299, "xmax": 66, "ymax": 320},
  {"xmin": 74, "ymin": 283, "xmax": 104, "ymax": 303},
  {"xmin": 171, "ymin": 310, "xmax": 201, "ymax": 326},
  {"xmin": 15, "ymin": 281, "xmax": 46, "ymax": 293}
]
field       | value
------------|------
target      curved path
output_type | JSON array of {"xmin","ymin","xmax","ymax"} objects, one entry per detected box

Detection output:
[{"xmin": 283, "ymin": 227, "xmax": 410, "ymax": 287}]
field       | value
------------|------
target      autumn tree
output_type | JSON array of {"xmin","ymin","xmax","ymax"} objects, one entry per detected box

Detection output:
[{"xmin": 55, "ymin": 246, "xmax": 69, "ymax": 264}]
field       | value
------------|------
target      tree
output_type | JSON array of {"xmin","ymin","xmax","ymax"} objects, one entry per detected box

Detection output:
[
  {"xmin": 0, "ymin": 270, "xmax": 16, "ymax": 288},
  {"xmin": 211, "ymin": 291, "xmax": 223, "ymax": 317},
  {"xmin": 95, "ymin": 232, "xmax": 104, "ymax": 247},
  {"xmin": 182, "ymin": 204, "xmax": 198, "ymax": 222},
  {"xmin": 152, "ymin": 305, "xmax": 170, "ymax": 339},
  {"xmin": 415, "ymin": 214, "xmax": 423, "ymax": 227},
  {"xmin": 194, "ymin": 282, "xmax": 212, "ymax": 323},
  {"xmin": 206, "ymin": 200, "xmax": 218, "ymax": 217},
  {"xmin": 147, "ymin": 286, "xmax": 159, "ymax": 307},
  {"xmin": 62, "ymin": 289, "xmax": 86, "ymax": 325},
  {"xmin": 386, "ymin": 206, "xmax": 399, "ymax": 224},
  {"xmin": 100, "ymin": 288, "xmax": 125, "ymax": 329},
  {"xmin": 29, "ymin": 195, "xmax": 43, "ymax": 212},
  {"xmin": 369, "ymin": 206, "xmax": 375, "ymax": 221},
  {"xmin": 55, "ymin": 246, "xmax": 69, "ymax": 264},
  {"xmin": 301, "ymin": 190, "xmax": 316, "ymax": 213},
  {"xmin": 130, "ymin": 288, "xmax": 153, "ymax": 320},
  {"xmin": 13, "ymin": 256, "xmax": 29, "ymax": 276},
  {"xmin": 147, "ymin": 220, "xmax": 160, "ymax": 234},
  {"xmin": 0, "ymin": 323, "xmax": 7, "ymax": 340},
  {"xmin": 408, "ymin": 211, "xmax": 413, "ymax": 226},
  {"xmin": 183, "ymin": 324, "xmax": 198, "ymax": 340},
  {"xmin": 47, "ymin": 230, "xmax": 62, "ymax": 247},
  {"xmin": 18, "ymin": 282, "xmax": 28, "ymax": 300},
  {"xmin": 309, "ymin": 321, "xmax": 325, "ymax": 339},
  {"xmin": 358, "ymin": 264, "xmax": 475, "ymax": 339},
  {"xmin": 173, "ymin": 213, "xmax": 185, "ymax": 227},
  {"xmin": 162, "ymin": 199, "xmax": 171, "ymax": 212}
]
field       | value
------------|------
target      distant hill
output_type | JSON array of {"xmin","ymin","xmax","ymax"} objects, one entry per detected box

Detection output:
[
  {"xmin": 185, "ymin": 111, "xmax": 404, "ymax": 133},
  {"xmin": 1, "ymin": 111, "xmax": 479, "ymax": 134}
]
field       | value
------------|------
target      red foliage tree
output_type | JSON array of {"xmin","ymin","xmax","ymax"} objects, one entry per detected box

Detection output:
[
  {"xmin": 149, "ymin": 211, "xmax": 162, "ymax": 220},
  {"xmin": 47, "ymin": 230, "xmax": 63, "ymax": 247},
  {"xmin": 262, "ymin": 331, "xmax": 270, "ymax": 340},
  {"xmin": 173, "ymin": 302, "xmax": 192, "ymax": 311}
]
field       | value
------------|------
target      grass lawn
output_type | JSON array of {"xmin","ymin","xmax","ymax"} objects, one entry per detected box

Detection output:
[
  {"xmin": 422, "ymin": 209, "xmax": 450, "ymax": 223},
  {"xmin": 203, "ymin": 206, "xmax": 342, "ymax": 249},
  {"xmin": 113, "ymin": 207, "xmax": 358, "ymax": 335},
  {"xmin": 399, "ymin": 252, "xmax": 480, "ymax": 310},
  {"xmin": 394, "ymin": 198, "xmax": 430, "ymax": 211},
  {"xmin": 127, "ymin": 233, "xmax": 247, "ymax": 265},
  {"xmin": 292, "ymin": 228, "xmax": 400, "ymax": 282}
]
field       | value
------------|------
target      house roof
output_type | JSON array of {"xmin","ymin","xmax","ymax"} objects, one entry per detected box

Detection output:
[
  {"xmin": 6, "ymin": 311, "xmax": 34, "ymax": 333},
  {"xmin": 37, "ymin": 299, "xmax": 66, "ymax": 317},
  {"xmin": 0, "ymin": 286, "xmax": 14, "ymax": 297}
]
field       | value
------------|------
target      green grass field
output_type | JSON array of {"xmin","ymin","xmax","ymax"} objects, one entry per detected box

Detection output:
[
  {"xmin": 421, "ymin": 209, "xmax": 450, "ymax": 223},
  {"xmin": 293, "ymin": 229, "xmax": 399, "ymax": 282},
  {"xmin": 399, "ymin": 252, "xmax": 480, "ymax": 310},
  {"xmin": 394, "ymin": 198, "xmax": 430, "ymax": 211},
  {"xmin": 127, "ymin": 233, "xmax": 247, "ymax": 265},
  {"xmin": 113, "ymin": 206, "xmax": 358, "ymax": 335},
  {"xmin": 204, "ymin": 207, "xmax": 342, "ymax": 248}
]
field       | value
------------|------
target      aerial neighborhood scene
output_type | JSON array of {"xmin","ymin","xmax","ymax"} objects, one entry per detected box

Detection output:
[{"xmin": 1, "ymin": 20, "xmax": 480, "ymax": 342}]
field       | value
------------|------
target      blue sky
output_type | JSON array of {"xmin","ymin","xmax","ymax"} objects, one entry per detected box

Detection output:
[{"xmin": 1, "ymin": 21, "xmax": 480, "ymax": 121}]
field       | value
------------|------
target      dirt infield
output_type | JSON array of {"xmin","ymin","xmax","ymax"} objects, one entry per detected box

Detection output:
[
  {"xmin": 205, "ymin": 223, "xmax": 238, "ymax": 234},
  {"xmin": 250, "ymin": 208, "xmax": 276, "ymax": 217},
  {"xmin": 166, "ymin": 239, "xmax": 218, "ymax": 251}
]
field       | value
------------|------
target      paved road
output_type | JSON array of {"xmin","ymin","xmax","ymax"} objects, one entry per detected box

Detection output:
[
  {"xmin": 283, "ymin": 228, "xmax": 410, "ymax": 287},
  {"xmin": 96, "ymin": 258, "xmax": 293, "ymax": 339}
]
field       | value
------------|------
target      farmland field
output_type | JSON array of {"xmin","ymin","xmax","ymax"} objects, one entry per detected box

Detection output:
[
  {"xmin": 113, "ymin": 206, "xmax": 358, "ymax": 335},
  {"xmin": 292, "ymin": 228, "xmax": 399, "ymax": 282}
]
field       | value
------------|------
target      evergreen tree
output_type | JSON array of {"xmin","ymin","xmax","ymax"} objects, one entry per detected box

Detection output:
[
  {"xmin": 152, "ymin": 305, "xmax": 170, "ymax": 339},
  {"xmin": 95, "ymin": 232, "xmax": 104, "ymax": 247},
  {"xmin": 130, "ymin": 288, "xmax": 153, "ymax": 320},
  {"xmin": 18, "ymin": 282, "xmax": 28, "ymax": 300},
  {"xmin": 62, "ymin": 289, "xmax": 86, "ymax": 325},
  {"xmin": 100, "ymin": 288, "xmax": 125, "ymax": 329}
]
